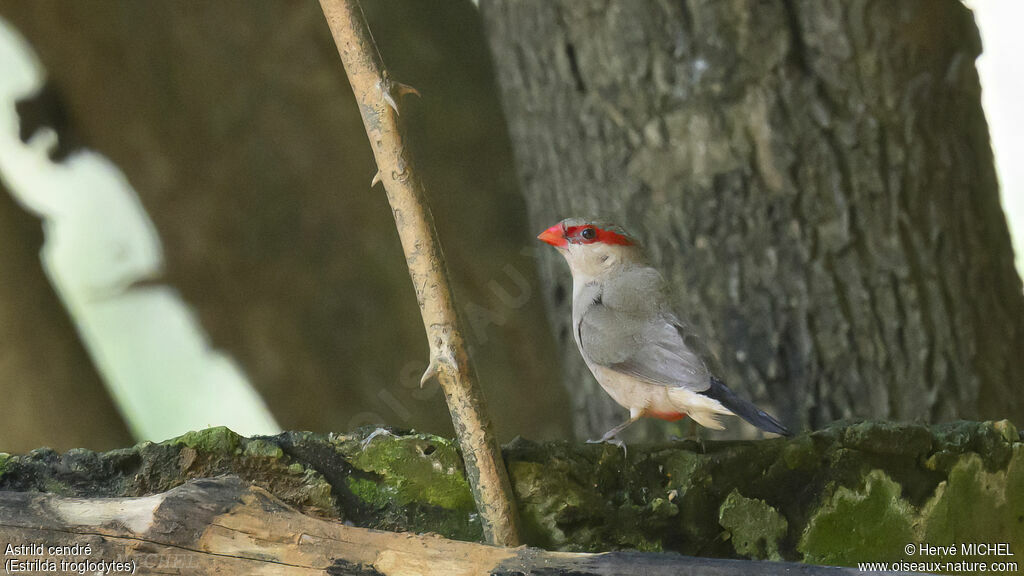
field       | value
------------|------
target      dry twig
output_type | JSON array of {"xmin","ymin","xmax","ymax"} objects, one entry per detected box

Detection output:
[{"xmin": 317, "ymin": 0, "xmax": 520, "ymax": 546}]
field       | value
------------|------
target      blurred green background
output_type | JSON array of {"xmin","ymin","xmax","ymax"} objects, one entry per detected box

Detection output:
[{"xmin": 0, "ymin": 0, "xmax": 571, "ymax": 452}]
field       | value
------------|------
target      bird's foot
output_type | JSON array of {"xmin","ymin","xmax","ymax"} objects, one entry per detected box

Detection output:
[
  {"xmin": 586, "ymin": 436, "xmax": 627, "ymax": 457},
  {"xmin": 360, "ymin": 427, "xmax": 394, "ymax": 449}
]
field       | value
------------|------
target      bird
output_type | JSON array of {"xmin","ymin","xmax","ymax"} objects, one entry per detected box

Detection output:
[{"xmin": 537, "ymin": 217, "xmax": 791, "ymax": 448}]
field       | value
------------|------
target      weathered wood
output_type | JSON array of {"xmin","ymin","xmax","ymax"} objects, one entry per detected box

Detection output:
[
  {"xmin": 480, "ymin": 0, "xmax": 1024, "ymax": 440},
  {"xmin": 317, "ymin": 0, "xmax": 520, "ymax": 546},
  {"xmin": 0, "ymin": 477, "xmax": 892, "ymax": 575},
  {"xmin": 2, "ymin": 422, "xmax": 1017, "ymax": 565}
]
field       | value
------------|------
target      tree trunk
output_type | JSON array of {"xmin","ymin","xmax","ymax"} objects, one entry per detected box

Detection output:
[{"xmin": 480, "ymin": 0, "xmax": 1024, "ymax": 440}]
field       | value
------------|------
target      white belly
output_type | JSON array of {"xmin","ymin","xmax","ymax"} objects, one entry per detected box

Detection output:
[{"xmin": 588, "ymin": 363, "xmax": 731, "ymax": 429}]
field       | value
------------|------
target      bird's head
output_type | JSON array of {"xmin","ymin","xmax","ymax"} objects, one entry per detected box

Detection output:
[{"xmin": 537, "ymin": 218, "xmax": 645, "ymax": 279}]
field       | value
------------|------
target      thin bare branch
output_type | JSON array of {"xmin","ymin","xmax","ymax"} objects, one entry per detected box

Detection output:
[{"xmin": 317, "ymin": 0, "xmax": 521, "ymax": 546}]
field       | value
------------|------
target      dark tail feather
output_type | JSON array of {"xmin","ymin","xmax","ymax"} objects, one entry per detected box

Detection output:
[{"xmin": 700, "ymin": 377, "xmax": 791, "ymax": 436}]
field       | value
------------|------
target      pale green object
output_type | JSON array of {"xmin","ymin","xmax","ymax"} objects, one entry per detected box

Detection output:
[
  {"xmin": 921, "ymin": 446, "xmax": 1024, "ymax": 556},
  {"xmin": 718, "ymin": 489, "xmax": 788, "ymax": 561},
  {"xmin": 0, "ymin": 18, "xmax": 280, "ymax": 441},
  {"xmin": 799, "ymin": 470, "xmax": 916, "ymax": 566}
]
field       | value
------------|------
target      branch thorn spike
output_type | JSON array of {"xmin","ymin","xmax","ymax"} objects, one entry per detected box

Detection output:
[
  {"xmin": 396, "ymin": 82, "xmax": 420, "ymax": 99},
  {"xmin": 420, "ymin": 357, "xmax": 439, "ymax": 388},
  {"xmin": 378, "ymin": 74, "xmax": 420, "ymax": 115}
]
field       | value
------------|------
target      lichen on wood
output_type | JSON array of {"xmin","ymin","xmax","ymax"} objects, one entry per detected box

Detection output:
[
  {"xmin": 0, "ymin": 476, "xmax": 874, "ymax": 576},
  {"xmin": 0, "ymin": 420, "xmax": 1021, "ymax": 567}
]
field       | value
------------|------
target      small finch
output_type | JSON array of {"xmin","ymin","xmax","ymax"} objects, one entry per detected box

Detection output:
[{"xmin": 538, "ymin": 218, "xmax": 791, "ymax": 447}]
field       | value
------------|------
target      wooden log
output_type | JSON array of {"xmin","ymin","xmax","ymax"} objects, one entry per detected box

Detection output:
[{"xmin": 0, "ymin": 476, "xmax": 896, "ymax": 575}]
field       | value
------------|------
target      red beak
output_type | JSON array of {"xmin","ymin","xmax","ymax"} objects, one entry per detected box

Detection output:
[{"xmin": 537, "ymin": 224, "xmax": 567, "ymax": 247}]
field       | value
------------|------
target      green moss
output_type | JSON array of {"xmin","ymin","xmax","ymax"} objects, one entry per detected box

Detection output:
[
  {"xmin": 662, "ymin": 450, "xmax": 706, "ymax": 492},
  {"xmin": 921, "ymin": 446, "xmax": 1024, "ymax": 558},
  {"xmin": 992, "ymin": 420, "xmax": 1019, "ymax": 444},
  {"xmin": 841, "ymin": 421, "xmax": 932, "ymax": 456},
  {"xmin": 298, "ymin": 468, "xmax": 336, "ymax": 512},
  {"xmin": 509, "ymin": 460, "xmax": 593, "ymax": 548},
  {"xmin": 926, "ymin": 420, "xmax": 1017, "ymax": 473},
  {"xmin": 718, "ymin": 489, "xmax": 788, "ymax": 560},
  {"xmin": 799, "ymin": 470, "xmax": 915, "ymax": 566},
  {"xmin": 620, "ymin": 534, "xmax": 666, "ymax": 553},
  {"xmin": 649, "ymin": 497, "xmax": 678, "ymax": 520},
  {"xmin": 163, "ymin": 426, "xmax": 242, "ymax": 454},
  {"xmin": 782, "ymin": 435, "xmax": 818, "ymax": 471},
  {"xmin": 150, "ymin": 427, "xmax": 337, "ymax": 515},
  {"xmin": 347, "ymin": 476, "xmax": 393, "ymax": 507},
  {"xmin": 351, "ymin": 433, "xmax": 474, "ymax": 511},
  {"xmin": 41, "ymin": 478, "xmax": 71, "ymax": 496},
  {"xmin": 243, "ymin": 438, "xmax": 285, "ymax": 459},
  {"xmin": 3, "ymin": 421, "xmax": 1022, "ymax": 563}
]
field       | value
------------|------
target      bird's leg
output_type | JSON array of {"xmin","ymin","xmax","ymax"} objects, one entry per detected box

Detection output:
[
  {"xmin": 586, "ymin": 415, "xmax": 640, "ymax": 456},
  {"xmin": 360, "ymin": 427, "xmax": 394, "ymax": 449},
  {"xmin": 587, "ymin": 416, "xmax": 638, "ymax": 443},
  {"xmin": 691, "ymin": 420, "xmax": 707, "ymax": 453}
]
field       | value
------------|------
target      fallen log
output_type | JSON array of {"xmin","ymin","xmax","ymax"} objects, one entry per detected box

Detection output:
[
  {"xmin": 0, "ymin": 476, "xmax": 887, "ymax": 575},
  {"xmin": 0, "ymin": 421, "xmax": 1019, "ymax": 567}
]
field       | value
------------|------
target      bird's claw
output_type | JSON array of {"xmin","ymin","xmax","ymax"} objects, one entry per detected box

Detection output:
[
  {"xmin": 419, "ymin": 357, "xmax": 439, "ymax": 388},
  {"xmin": 586, "ymin": 436, "xmax": 627, "ymax": 457},
  {"xmin": 360, "ymin": 427, "xmax": 394, "ymax": 449}
]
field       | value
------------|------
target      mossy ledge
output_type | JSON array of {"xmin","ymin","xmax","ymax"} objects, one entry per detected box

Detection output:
[{"xmin": 0, "ymin": 420, "xmax": 1020, "ymax": 566}]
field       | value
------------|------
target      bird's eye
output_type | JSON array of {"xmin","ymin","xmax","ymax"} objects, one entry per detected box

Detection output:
[{"xmin": 581, "ymin": 227, "xmax": 596, "ymax": 240}]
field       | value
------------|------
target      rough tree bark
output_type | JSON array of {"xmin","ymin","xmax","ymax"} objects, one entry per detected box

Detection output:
[{"xmin": 480, "ymin": 0, "xmax": 1024, "ymax": 440}]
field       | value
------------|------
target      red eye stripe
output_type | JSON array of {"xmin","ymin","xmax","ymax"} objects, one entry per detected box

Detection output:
[{"xmin": 565, "ymin": 225, "xmax": 633, "ymax": 246}]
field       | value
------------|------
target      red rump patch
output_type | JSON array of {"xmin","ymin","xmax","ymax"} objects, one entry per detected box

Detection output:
[
  {"xmin": 565, "ymin": 225, "xmax": 634, "ymax": 246},
  {"xmin": 647, "ymin": 410, "xmax": 687, "ymax": 422}
]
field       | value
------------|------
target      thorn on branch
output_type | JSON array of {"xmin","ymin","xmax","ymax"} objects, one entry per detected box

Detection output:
[
  {"xmin": 378, "ymin": 72, "xmax": 421, "ymax": 116},
  {"xmin": 420, "ymin": 357, "xmax": 439, "ymax": 388},
  {"xmin": 371, "ymin": 170, "xmax": 383, "ymax": 188},
  {"xmin": 318, "ymin": 0, "xmax": 520, "ymax": 546}
]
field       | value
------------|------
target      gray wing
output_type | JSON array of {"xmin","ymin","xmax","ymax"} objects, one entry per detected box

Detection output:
[{"xmin": 577, "ymin": 267, "xmax": 712, "ymax": 392}]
